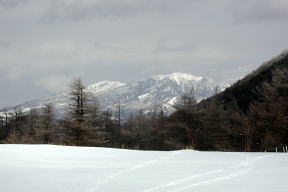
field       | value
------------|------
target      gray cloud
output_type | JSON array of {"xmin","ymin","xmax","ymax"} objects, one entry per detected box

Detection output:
[
  {"xmin": 228, "ymin": 0, "xmax": 288, "ymax": 22},
  {"xmin": 155, "ymin": 41, "xmax": 196, "ymax": 53},
  {"xmin": 35, "ymin": 75, "xmax": 74, "ymax": 92},
  {"xmin": 40, "ymin": 0, "xmax": 193, "ymax": 22},
  {"xmin": 0, "ymin": 41, "xmax": 10, "ymax": 47},
  {"xmin": 0, "ymin": 0, "xmax": 288, "ymax": 108},
  {"xmin": 0, "ymin": 0, "xmax": 29, "ymax": 9}
]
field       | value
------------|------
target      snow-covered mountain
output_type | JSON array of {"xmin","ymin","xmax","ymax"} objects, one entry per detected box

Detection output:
[
  {"xmin": 2, "ymin": 73, "xmax": 229, "ymax": 116},
  {"xmin": 96, "ymin": 72, "xmax": 228, "ymax": 114}
]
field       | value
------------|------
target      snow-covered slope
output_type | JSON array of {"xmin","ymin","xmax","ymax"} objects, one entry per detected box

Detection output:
[
  {"xmin": 1, "ymin": 144, "xmax": 288, "ymax": 192},
  {"xmin": 87, "ymin": 81, "xmax": 125, "ymax": 93},
  {"xmin": 3, "ymin": 73, "xmax": 229, "ymax": 116},
  {"xmin": 97, "ymin": 72, "xmax": 227, "ymax": 114}
]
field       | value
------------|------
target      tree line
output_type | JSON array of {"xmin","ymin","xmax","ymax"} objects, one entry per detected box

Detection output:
[
  {"xmin": 0, "ymin": 78, "xmax": 177, "ymax": 150},
  {"xmin": 0, "ymin": 63, "xmax": 287, "ymax": 151}
]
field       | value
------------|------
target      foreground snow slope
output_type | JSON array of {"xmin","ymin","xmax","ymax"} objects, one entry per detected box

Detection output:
[{"xmin": 1, "ymin": 145, "xmax": 287, "ymax": 192}]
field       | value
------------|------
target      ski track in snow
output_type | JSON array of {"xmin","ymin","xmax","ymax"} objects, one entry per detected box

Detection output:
[
  {"xmin": 140, "ymin": 154, "xmax": 272, "ymax": 192},
  {"xmin": 87, "ymin": 150, "xmax": 183, "ymax": 192},
  {"xmin": 87, "ymin": 151, "xmax": 277, "ymax": 192},
  {"xmin": 165, "ymin": 168, "xmax": 251, "ymax": 192},
  {"xmin": 140, "ymin": 169, "xmax": 225, "ymax": 192}
]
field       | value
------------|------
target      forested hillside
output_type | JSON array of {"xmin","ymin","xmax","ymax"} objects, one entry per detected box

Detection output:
[{"xmin": 169, "ymin": 50, "xmax": 288, "ymax": 151}]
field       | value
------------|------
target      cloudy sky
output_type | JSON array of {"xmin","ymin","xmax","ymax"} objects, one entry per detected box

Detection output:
[{"xmin": 0, "ymin": 0, "xmax": 288, "ymax": 108}]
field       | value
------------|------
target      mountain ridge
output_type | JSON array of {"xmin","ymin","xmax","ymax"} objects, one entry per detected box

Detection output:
[{"xmin": 1, "ymin": 72, "xmax": 229, "ymax": 116}]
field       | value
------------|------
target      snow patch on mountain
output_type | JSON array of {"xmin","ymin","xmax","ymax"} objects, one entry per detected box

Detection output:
[
  {"xmin": 155, "ymin": 72, "xmax": 203, "ymax": 84},
  {"xmin": 87, "ymin": 81, "xmax": 125, "ymax": 93}
]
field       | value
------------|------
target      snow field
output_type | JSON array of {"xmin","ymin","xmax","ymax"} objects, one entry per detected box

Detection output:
[{"xmin": 0, "ymin": 145, "xmax": 287, "ymax": 192}]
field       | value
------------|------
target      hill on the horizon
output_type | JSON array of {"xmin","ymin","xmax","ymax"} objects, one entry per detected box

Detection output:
[{"xmin": 170, "ymin": 50, "xmax": 288, "ymax": 152}]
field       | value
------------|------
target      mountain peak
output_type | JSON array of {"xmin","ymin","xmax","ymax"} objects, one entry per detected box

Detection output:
[{"xmin": 154, "ymin": 72, "xmax": 204, "ymax": 82}]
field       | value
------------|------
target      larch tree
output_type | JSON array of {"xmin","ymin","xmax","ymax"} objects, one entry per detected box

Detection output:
[
  {"xmin": 113, "ymin": 97, "xmax": 125, "ymax": 146},
  {"xmin": 66, "ymin": 78, "xmax": 90, "ymax": 145},
  {"xmin": 35, "ymin": 104, "xmax": 54, "ymax": 144}
]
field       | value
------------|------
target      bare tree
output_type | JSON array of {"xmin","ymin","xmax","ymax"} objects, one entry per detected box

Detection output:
[
  {"xmin": 88, "ymin": 95, "xmax": 100, "ymax": 124},
  {"xmin": 68, "ymin": 78, "xmax": 89, "ymax": 122},
  {"xmin": 213, "ymin": 85, "xmax": 221, "ymax": 96},
  {"xmin": 180, "ymin": 88, "xmax": 199, "ymax": 148},
  {"xmin": 65, "ymin": 78, "xmax": 111, "ymax": 146},
  {"xmin": 154, "ymin": 105, "xmax": 165, "ymax": 147},
  {"xmin": 232, "ymin": 111, "xmax": 254, "ymax": 152},
  {"xmin": 3, "ymin": 109, "xmax": 9, "ymax": 137},
  {"xmin": 66, "ymin": 78, "xmax": 90, "ymax": 145},
  {"xmin": 35, "ymin": 104, "xmax": 54, "ymax": 143},
  {"xmin": 177, "ymin": 87, "xmax": 197, "ymax": 111},
  {"xmin": 112, "ymin": 97, "xmax": 125, "ymax": 146}
]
